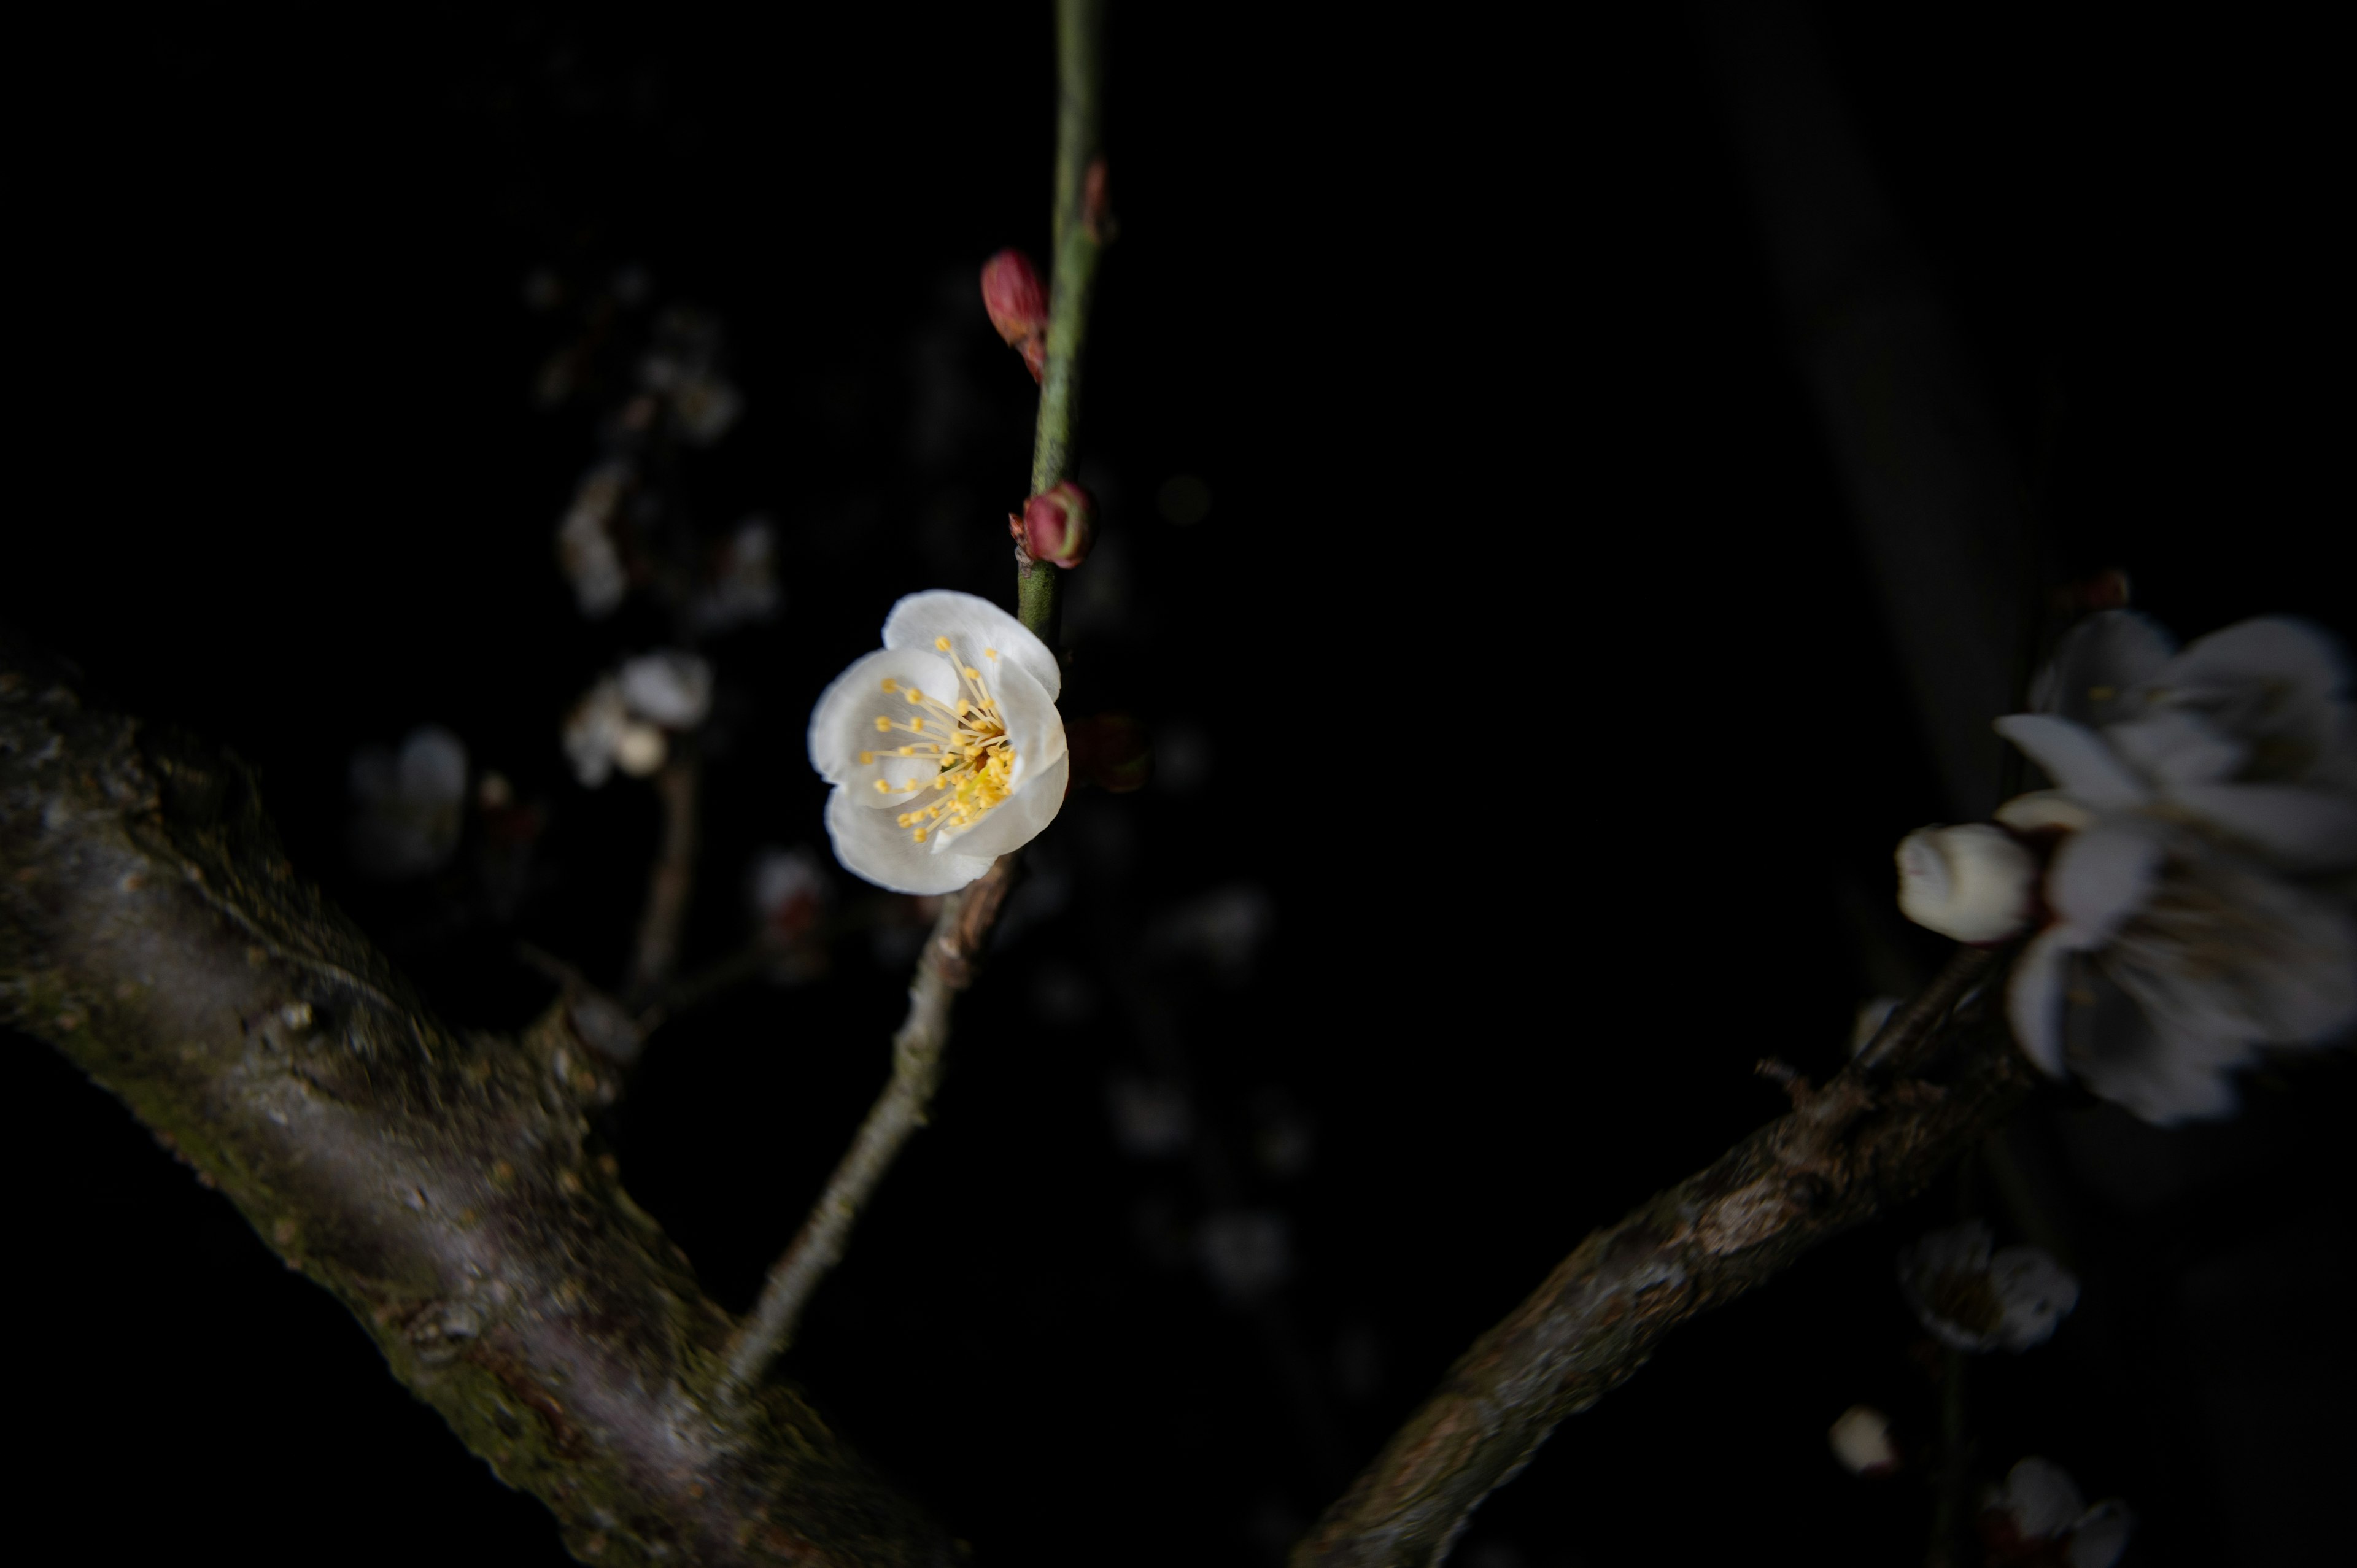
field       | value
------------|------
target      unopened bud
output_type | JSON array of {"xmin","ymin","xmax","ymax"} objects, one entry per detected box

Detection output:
[
  {"xmin": 1067, "ymin": 713, "xmax": 1152, "ymax": 793},
  {"xmin": 1016, "ymin": 481, "xmax": 1096, "ymax": 569},
  {"xmin": 981, "ymin": 249, "xmax": 1048, "ymax": 383},
  {"xmin": 1896, "ymin": 823, "xmax": 2036, "ymax": 944},
  {"xmin": 1829, "ymin": 1405, "xmax": 1900, "ymax": 1476}
]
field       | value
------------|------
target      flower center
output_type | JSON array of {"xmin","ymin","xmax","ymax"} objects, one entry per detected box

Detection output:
[{"xmin": 859, "ymin": 637, "xmax": 1014, "ymax": 844}]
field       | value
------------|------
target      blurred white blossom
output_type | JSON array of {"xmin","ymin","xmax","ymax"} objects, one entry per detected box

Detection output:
[
  {"xmin": 687, "ymin": 517, "xmax": 781, "ymax": 635},
  {"xmin": 641, "ymin": 307, "xmax": 741, "ymax": 445},
  {"xmin": 1827, "ymin": 1405, "xmax": 1898, "ymax": 1476},
  {"xmin": 564, "ymin": 676, "xmax": 667, "ymax": 787},
  {"xmin": 1897, "ymin": 1221, "xmax": 2078, "ymax": 1353},
  {"xmin": 1148, "ymin": 884, "xmax": 1275, "ymax": 982},
  {"xmin": 556, "ymin": 460, "xmax": 632, "ymax": 616},
  {"xmin": 1981, "ymin": 1458, "xmax": 2132, "ymax": 1568},
  {"xmin": 618, "ymin": 650, "xmax": 713, "ymax": 730},
  {"xmin": 348, "ymin": 726, "xmax": 468, "ymax": 879},
  {"xmin": 749, "ymin": 846, "xmax": 830, "ymax": 942},
  {"xmin": 1995, "ymin": 612, "xmax": 2357, "ymax": 1123},
  {"xmin": 1198, "ymin": 1209, "xmax": 1291, "ymax": 1303}
]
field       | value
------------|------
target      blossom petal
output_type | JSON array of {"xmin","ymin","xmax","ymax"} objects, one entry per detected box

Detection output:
[
  {"xmin": 1989, "ymin": 1246, "xmax": 2079, "ymax": 1351},
  {"xmin": 883, "ymin": 589, "xmax": 1061, "ymax": 703},
  {"xmin": 2068, "ymin": 1501, "xmax": 2133, "ymax": 1568},
  {"xmin": 2112, "ymin": 846, "xmax": 2357, "ymax": 1046},
  {"xmin": 2166, "ymin": 782, "xmax": 2357, "ymax": 873},
  {"xmin": 2003, "ymin": 1458, "xmax": 2086, "ymax": 1540},
  {"xmin": 2162, "ymin": 614, "xmax": 2348, "ymax": 701},
  {"xmin": 807, "ymin": 647, "xmax": 961, "ymax": 802},
  {"xmin": 936, "ymin": 748, "xmax": 1068, "ymax": 860},
  {"xmin": 2008, "ymin": 927, "xmax": 2074, "ymax": 1077},
  {"xmin": 2031, "ymin": 610, "xmax": 2175, "ymax": 725},
  {"xmin": 1994, "ymin": 716, "xmax": 2152, "ymax": 809},
  {"xmin": 990, "ymin": 651, "xmax": 1069, "ymax": 778},
  {"xmin": 824, "ymin": 785, "xmax": 994, "ymax": 895},
  {"xmin": 2103, "ymin": 709, "xmax": 2245, "ymax": 785},
  {"xmin": 2074, "ymin": 1005, "xmax": 2246, "ymax": 1126},
  {"xmin": 2046, "ymin": 817, "xmax": 2165, "ymax": 940}
]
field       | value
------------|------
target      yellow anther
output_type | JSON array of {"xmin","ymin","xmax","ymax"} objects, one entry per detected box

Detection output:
[
  {"xmin": 874, "ymin": 716, "xmax": 891, "ymax": 732},
  {"xmin": 899, "ymin": 745, "xmax": 915, "ymax": 756},
  {"xmin": 858, "ymin": 751, "xmax": 875, "ymax": 765},
  {"xmin": 904, "ymin": 686, "xmax": 922, "ymax": 703},
  {"xmin": 880, "ymin": 678, "xmax": 898, "ymax": 693},
  {"xmin": 962, "ymin": 666, "xmax": 980, "ymax": 679},
  {"xmin": 873, "ymin": 779, "xmax": 891, "ymax": 793},
  {"xmin": 984, "ymin": 648, "xmax": 997, "ymax": 659},
  {"xmin": 912, "ymin": 828, "xmax": 927, "ymax": 843},
  {"xmin": 935, "ymin": 635, "xmax": 952, "ymax": 652},
  {"xmin": 910, "ymin": 717, "xmax": 925, "ymax": 732}
]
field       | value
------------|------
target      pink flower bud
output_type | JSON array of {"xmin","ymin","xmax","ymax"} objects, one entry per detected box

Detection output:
[
  {"xmin": 1016, "ymin": 481, "xmax": 1096, "ymax": 569},
  {"xmin": 1067, "ymin": 713, "xmax": 1152, "ymax": 794},
  {"xmin": 981, "ymin": 249, "xmax": 1048, "ymax": 383}
]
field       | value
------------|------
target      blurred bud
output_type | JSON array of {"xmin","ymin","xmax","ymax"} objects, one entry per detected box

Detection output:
[
  {"xmin": 1083, "ymin": 156, "xmax": 1113, "ymax": 241},
  {"xmin": 1896, "ymin": 823, "xmax": 2037, "ymax": 944},
  {"xmin": 1994, "ymin": 790, "xmax": 2094, "ymax": 838},
  {"xmin": 349, "ymin": 726, "xmax": 469, "ymax": 879},
  {"xmin": 1016, "ymin": 481, "xmax": 1096, "ymax": 568},
  {"xmin": 1828, "ymin": 1405, "xmax": 1900, "ymax": 1476},
  {"xmin": 749, "ymin": 846, "xmax": 831, "ymax": 945},
  {"xmin": 981, "ymin": 249, "xmax": 1048, "ymax": 382},
  {"xmin": 1067, "ymin": 713, "xmax": 1152, "ymax": 793},
  {"xmin": 565, "ymin": 677, "xmax": 669, "ymax": 787}
]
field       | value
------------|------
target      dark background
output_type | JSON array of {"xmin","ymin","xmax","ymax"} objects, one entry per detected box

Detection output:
[{"xmin": 4, "ymin": 6, "xmax": 2347, "ymax": 1564}]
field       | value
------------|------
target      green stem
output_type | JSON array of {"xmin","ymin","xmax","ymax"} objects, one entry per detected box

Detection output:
[{"xmin": 1021, "ymin": 0, "xmax": 1108, "ymax": 646}]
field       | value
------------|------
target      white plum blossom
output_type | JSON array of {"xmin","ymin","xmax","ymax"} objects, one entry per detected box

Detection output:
[
  {"xmin": 807, "ymin": 590, "xmax": 1067, "ymax": 894},
  {"xmin": 1995, "ymin": 612, "xmax": 2357, "ymax": 1123},
  {"xmin": 1897, "ymin": 1221, "xmax": 2078, "ymax": 1353},
  {"xmin": 1981, "ymin": 1458, "xmax": 2132, "ymax": 1568},
  {"xmin": 564, "ymin": 676, "xmax": 667, "ymax": 787},
  {"xmin": 557, "ymin": 459, "xmax": 632, "ymax": 616},
  {"xmin": 348, "ymin": 726, "xmax": 468, "ymax": 879},
  {"xmin": 618, "ymin": 650, "xmax": 713, "ymax": 730},
  {"xmin": 1897, "ymin": 823, "xmax": 2038, "ymax": 943},
  {"xmin": 1827, "ymin": 1405, "xmax": 1899, "ymax": 1476}
]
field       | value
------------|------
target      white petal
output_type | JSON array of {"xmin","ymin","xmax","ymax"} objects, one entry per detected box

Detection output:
[
  {"xmin": 883, "ymin": 589, "xmax": 1061, "ymax": 703},
  {"xmin": 1994, "ymin": 716, "xmax": 2152, "ymax": 809},
  {"xmin": 1995, "ymin": 790, "xmax": 2096, "ymax": 834},
  {"xmin": 397, "ymin": 726, "xmax": 469, "ymax": 805},
  {"xmin": 2167, "ymin": 782, "xmax": 2357, "ymax": 873},
  {"xmin": 807, "ymin": 647, "xmax": 961, "ymax": 799},
  {"xmin": 2102, "ymin": 709, "xmax": 2244, "ymax": 785},
  {"xmin": 824, "ymin": 786, "xmax": 994, "ymax": 895},
  {"xmin": 2163, "ymin": 614, "xmax": 2348, "ymax": 700},
  {"xmin": 2003, "ymin": 1458, "xmax": 2086, "ymax": 1540},
  {"xmin": 619, "ymin": 651, "xmax": 714, "ymax": 728},
  {"xmin": 2046, "ymin": 818, "xmax": 2166, "ymax": 940},
  {"xmin": 1989, "ymin": 1246, "xmax": 2079, "ymax": 1351},
  {"xmin": 2032, "ymin": 610, "xmax": 2175, "ymax": 725},
  {"xmin": 934, "ymin": 748, "xmax": 1069, "ymax": 860},
  {"xmin": 2068, "ymin": 1501, "xmax": 2133, "ymax": 1568},
  {"xmin": 2114, "ymin": 848, "xmax": 2357, "ymax": 1046},
  {"xmin": 990, "ymin": 653, "xmax": 1069, "ymax": 777},
  {"xmin": 2075, "ymin": 1009, "xmax": 2246, "ymax": 1126},
  {"xmin": 2008, "ymin": 927, "xmax": 2074, "ymax": 1078}
]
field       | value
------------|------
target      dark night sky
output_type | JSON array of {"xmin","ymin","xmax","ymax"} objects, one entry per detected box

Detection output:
[{"xmin": 4, "ymin": 7, "xmax": 2346, "ymax": 1565}]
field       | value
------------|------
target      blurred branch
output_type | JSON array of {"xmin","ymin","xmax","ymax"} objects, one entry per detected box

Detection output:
[
  {"xmin": 0, "ymin": 649, "xmax": 954, "ymax": 1568},
  {"xmin": 1292, "ymin": 960, "xmax": 2038, "ymax": 1566},
  {"xmin": 719, "ymin": 861, "xmax": 1018, "ymax": 1400},
  {"xmin": 626, "ymin": 749, "xmax": 700, "ymax": 1006},
  {"xmin": 1020, "ymin": 0, "xmax": 1109, "ymax": 643}
]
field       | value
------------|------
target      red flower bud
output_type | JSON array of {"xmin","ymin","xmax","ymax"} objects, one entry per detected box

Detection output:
[
  {"xmin": 1016, "ymin": 481, "xmax": 1096, "ymax": 568},
  {"xmin": 1067, "ymin": 713, "xmax": 1153, "ymax": 794},
  {"xmin": 980, "ymin": 249, "xmax": 1049, "ymax": 383}
]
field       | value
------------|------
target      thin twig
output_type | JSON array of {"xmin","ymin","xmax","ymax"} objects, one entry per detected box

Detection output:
[
  {"xmin": 626, "ymin": 749, "xmax": 700, "ymax": 1005},
  {"xmin": 1293, "ymin": 954, "xmax": 2038, "ymax": 1567},
  {"xmin": 720, "ymin": 858, "xmax": 1019, "ymax": 1399}
]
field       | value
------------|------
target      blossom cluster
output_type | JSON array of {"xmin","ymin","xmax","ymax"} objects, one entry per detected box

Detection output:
[{"xmin": 1896, "ymin": 612, "xmax": 2357, "ymax": 1122}]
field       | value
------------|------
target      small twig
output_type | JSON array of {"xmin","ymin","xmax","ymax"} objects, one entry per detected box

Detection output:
[
  {"xmin": 626, "ymin": 749, "xmax": 700, "ymax": 1005},
  {"xmin": 719, "ymin": 857, "xmax": 1020, "ymax": 1401},
  {"xmin": 1856, "ymin": 942, "xmax": 2004, "ymax": 1076}
]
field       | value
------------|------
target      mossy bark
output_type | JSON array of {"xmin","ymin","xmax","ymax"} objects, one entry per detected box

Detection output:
[{"xmin": 1, "ymin": 648, "xmax": 956, "ymax": 1567}]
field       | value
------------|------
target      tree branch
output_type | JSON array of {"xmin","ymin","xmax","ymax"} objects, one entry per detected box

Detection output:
[
  {"xmin": 1292, "ymin": 963, "xmax": 2038, "ymax": 1566},
  {"xmin": 627, "ymin": 749, "xmax": 702, "ymax": 1006},
  {"xmin": 1, "ymin": 651, "xmax": 956, "ymax": 1568},
  {"xmin": 719, "ymin": 859, "xmax": 1018, "ymax": 1400}
]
